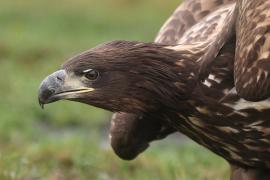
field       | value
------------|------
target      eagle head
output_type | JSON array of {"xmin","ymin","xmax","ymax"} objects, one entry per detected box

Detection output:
[{"xmin": 38, "ymin": 40, "xmax": 198, "ymax": 113}]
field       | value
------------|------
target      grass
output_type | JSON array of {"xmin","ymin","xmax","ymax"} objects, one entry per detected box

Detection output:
[{"xmin": 0, "ymin": 0, "xmax": 229, "ymax": 179}]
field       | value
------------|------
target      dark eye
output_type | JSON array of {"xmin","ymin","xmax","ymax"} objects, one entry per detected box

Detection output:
[{"xmin": 84, "ymin": 69, "xmax": 99, "ymax": 80}]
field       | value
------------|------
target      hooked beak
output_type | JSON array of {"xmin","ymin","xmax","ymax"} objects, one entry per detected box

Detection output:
[{"xmin": 38, "ymin": 70, "xmax": 94, "ymax": 108}]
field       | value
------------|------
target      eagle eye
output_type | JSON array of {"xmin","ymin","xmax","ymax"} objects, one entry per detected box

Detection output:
[{"xmin": 83, "ymin": 69, "xmax": 99, "ymax": 80}]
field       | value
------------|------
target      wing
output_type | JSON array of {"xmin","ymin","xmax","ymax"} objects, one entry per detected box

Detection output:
[
  {"xmin": 155, "ymin": 0, "xmax": 236, "ymax": 45},
  {"xmin": 234, "ymin": 0, "xmax": 270, "ymax": 101},
  {"xmin": 202, "ymin": 38, "xmax": 235, "ymax": 98},
  {"xmin": 166, "ymin": 3, "xmax": 236, "ymax": 80}
]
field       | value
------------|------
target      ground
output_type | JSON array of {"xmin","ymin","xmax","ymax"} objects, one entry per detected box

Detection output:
[{"xmin": 0, "ymin": 0, "xmax": 228, "ymax": 179}]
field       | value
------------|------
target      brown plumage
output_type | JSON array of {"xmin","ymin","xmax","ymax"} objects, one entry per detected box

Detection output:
[
  {"xmin": 38, "ymin": 0, "xmax": 270, "ymax": 179},
  {"xmin": 109, "ymin": 112, "xmax": 175, "ymax": 160},
  {"xmin": 234, "ymin": 0, "xmax": 270, "ymax": 101},
  {"xmin": 110, "ymin": 0, "xmax": 236, "ymax": 161}
]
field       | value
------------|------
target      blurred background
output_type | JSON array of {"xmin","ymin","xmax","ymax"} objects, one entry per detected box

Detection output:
[{"xmin": 0, "ymin": 0, "xmax": 229, "ymax": 179}]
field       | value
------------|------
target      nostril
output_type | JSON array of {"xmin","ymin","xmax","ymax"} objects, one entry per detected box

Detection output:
[
  {"xmin": 54, "ymin": 69, "xmax": 66, "ymax": 82},
  {"xmin": 56, "ymin": 76, "xmax": 63, "ymax": 81}
]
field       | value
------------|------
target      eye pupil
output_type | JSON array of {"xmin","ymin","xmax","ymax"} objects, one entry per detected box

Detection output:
[{"xmin": 85, "ymin": 70, "xmax": 99, "ymax": 80}]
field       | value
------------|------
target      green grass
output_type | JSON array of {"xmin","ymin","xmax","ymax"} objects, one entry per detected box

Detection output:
[{"xmin": 0, "ymin": 0, "xmax": 229, "ymax": 179}]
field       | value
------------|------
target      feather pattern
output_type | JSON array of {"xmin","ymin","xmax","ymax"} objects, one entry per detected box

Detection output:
[
  {"xmin": 167, "ymin": 2, "xmax": 236, "ymax": 80},
  {"xmin": 235, "ymin": 0, "xmax": 270, "ymax": 101},
  {"xmin": 155, "ymin": 0, "xmax": 235, "ymax": 45}
]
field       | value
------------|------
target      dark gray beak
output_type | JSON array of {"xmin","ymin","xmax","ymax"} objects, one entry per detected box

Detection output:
[
  {"xmin": 38, "ymin": 69, "xmax": 95, "ymax": 108},
  {"xmin": 38, "ymin": 70, "xmax": 67, "ymax": 108}
]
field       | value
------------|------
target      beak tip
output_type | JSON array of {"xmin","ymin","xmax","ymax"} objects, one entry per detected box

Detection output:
[{"xmin": 38, "ymin": 98, "xmax": 45, "ymax": 109}]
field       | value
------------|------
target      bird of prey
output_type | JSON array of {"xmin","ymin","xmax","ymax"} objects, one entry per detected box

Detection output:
[{"xmin": 38, "ymin": 0, "xmax": 270, "ymax": 179}]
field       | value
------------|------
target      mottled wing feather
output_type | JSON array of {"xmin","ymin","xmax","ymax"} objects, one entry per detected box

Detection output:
[
  {"xmin": 155, "ymin": 0, "xmax": 235, "ymax": 45},
  {"xmin": 202, "ymin": 38, "xmax": 235, "ymax": 97},
  {"xmin": 234, "ymin": 0, "xmax": 270, "ymax": 101},
  {"xmin": 166, "ymin": 3, "xmax": 236, "ymax": 81},
  {"xmin": 179, "ymin": 3, "xmax": 236, "ymax": 80}
]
